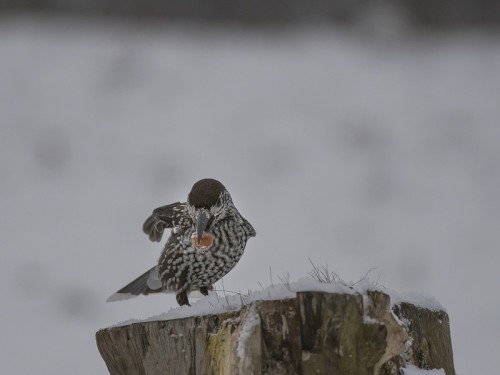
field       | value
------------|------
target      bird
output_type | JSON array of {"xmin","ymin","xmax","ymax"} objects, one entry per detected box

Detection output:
[{"xmin": 107, "ymin": 178, "xmax": 256, "ymax": 306}]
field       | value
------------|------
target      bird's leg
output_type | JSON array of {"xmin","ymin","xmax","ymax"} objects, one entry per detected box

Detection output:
[
  {"xmin": 199, "ymin": 286, "xmax": 209, "ymax": 296},
  {"xmin": 176, "ymin": 290, "xmax": 191, "ymax": 306}
]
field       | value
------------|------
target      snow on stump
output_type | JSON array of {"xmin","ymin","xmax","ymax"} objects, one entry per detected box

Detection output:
[
  {"xmin": 96, "ymin": 288, "xmax": 455, "ymax": 375},
  {"xmin": 96, "ymin": 286, "xmax": 455, "ymax": 375}
]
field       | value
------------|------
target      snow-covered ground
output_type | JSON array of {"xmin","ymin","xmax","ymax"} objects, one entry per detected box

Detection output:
[
  {"xmin": 1, "ymin": 15, "xmax": 499, "ymax": 374},
  {"xmin": 112, "ymin": 277, "xmax": 444, "ymax": 328}
]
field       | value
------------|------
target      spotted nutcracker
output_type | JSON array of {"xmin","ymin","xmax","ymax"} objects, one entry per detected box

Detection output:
[{"xmin": 107, "ymin": 178, "xmax": 256, "ymax": 306}]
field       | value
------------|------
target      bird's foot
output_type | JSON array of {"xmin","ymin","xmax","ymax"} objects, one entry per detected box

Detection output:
[{"xmin": 176, "ymin": 291, "xmax": 191, "ymax": 306}]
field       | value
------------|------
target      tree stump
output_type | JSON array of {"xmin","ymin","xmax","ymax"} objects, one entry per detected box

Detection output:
[{"xmin": 96, "ymin": 291, "xmax": 455, "ymax": 375}]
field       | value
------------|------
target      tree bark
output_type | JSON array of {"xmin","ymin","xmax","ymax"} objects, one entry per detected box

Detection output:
[{"xmin": 96, "ymin": 291, "xmax": 455, "ymax": 375}]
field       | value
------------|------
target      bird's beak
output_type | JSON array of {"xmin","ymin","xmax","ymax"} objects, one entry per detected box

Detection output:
[{"xmin": 196, "ymin": 210, "xmax": 210, "ymax": 244}]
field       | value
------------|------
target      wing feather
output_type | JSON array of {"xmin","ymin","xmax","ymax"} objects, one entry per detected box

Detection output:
[
  {"xmin": 143, "ymin": 202, "xmax": 186, "ymax": 242},
  {"xmin": 106, "ymin": 266, "xmax": 163, "ymax": 302}
]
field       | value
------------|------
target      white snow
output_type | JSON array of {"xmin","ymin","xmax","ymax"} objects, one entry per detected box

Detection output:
[
  {"xmin": 389, "ymin": 290, "xmax": 445, "ymax": 312},
  {"xmin": 353, "ymin": 279, "xmax": 445, "ymax": 312},
  {"xmin": 236, "ymin": 303, "xmax": 260, "ymax": 359},
  {"xmin": 1, "ymin": 15, "xmax": 499, "ymax": 375},
  {"xmin": 402, "ymin": 365, "xmax": 445, "ymax": 375},
  {"xmin": 109, "ymin": 276, "xmax": 443, "ymax": 327},
  {"xmin": 110, "ymin": 291, "xmax": 249, "ymax": 326}
]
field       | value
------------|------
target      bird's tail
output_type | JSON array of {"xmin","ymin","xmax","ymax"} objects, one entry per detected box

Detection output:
[{"xmin": 106, "ymin": 266, "xmax": 163, "ymax": 302}]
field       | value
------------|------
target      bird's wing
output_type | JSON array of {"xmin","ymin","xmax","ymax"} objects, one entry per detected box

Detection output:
[
  {"xmin": 241, "ymin": 216, "xmax": 256, "ymax": 237},
  {"xmin": 143, "ymin": 202, "xmax": 187, "ymax": 242}
]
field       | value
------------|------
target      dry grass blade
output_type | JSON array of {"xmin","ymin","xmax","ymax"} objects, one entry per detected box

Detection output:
[
  {"xmin": 307, "ymin": 258, "xmax": 340, "ymax": 283},
  {"xmin": 277, "ymin": 272, "xmax": 291, "ymax": 291}
]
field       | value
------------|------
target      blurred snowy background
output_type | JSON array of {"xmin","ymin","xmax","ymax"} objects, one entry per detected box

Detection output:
[{"xmin": 0, "ymin": 3, "xmax": 499, "ymax": 374}]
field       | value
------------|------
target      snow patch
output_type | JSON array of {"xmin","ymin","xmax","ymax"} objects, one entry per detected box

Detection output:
[
  {"xmin": 110, "ymin": 276, "xmax": 445, "ymax": 327},
  {"xmin": 389, "ymin": 291, "xmax": 445, "ymax": 312},
  {"xmin": 352, "ymin": 279, "xmax": 445, "ymax": 312},
  {"xmin": 237, "ymin": 303, "xmax": 260, "ymax": 359},
  {"xmin": 291, "ymin": 277, "xmax": 356, "ymax": 295},
  {"xmin": 362, "ymin": 293, "xmax": 383, "ymax": 325},
  {"xmin": 402, "ymin": 365, "xmax": 445, "ymax": 375},
  {"xmin": 110, "ymin": 291, "xmax": 243, "ymax": 327}
]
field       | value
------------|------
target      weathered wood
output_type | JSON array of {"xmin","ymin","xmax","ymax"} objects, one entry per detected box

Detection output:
[
  {"xmin": 390, "ymin": 303, "xmax": 455, "ymax": 375},
  {"xmin": 96, "ymin": 291, "xmax": 455, "ymax": 375},
  {"xmin": 259, "ymin": 299, "xmax": 302, "ymax": 374}
]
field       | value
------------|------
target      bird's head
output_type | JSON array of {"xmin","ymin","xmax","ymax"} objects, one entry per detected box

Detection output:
[{"xmin": 187, "ymin": 178, "xmax": 233, "ymax": 248}]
